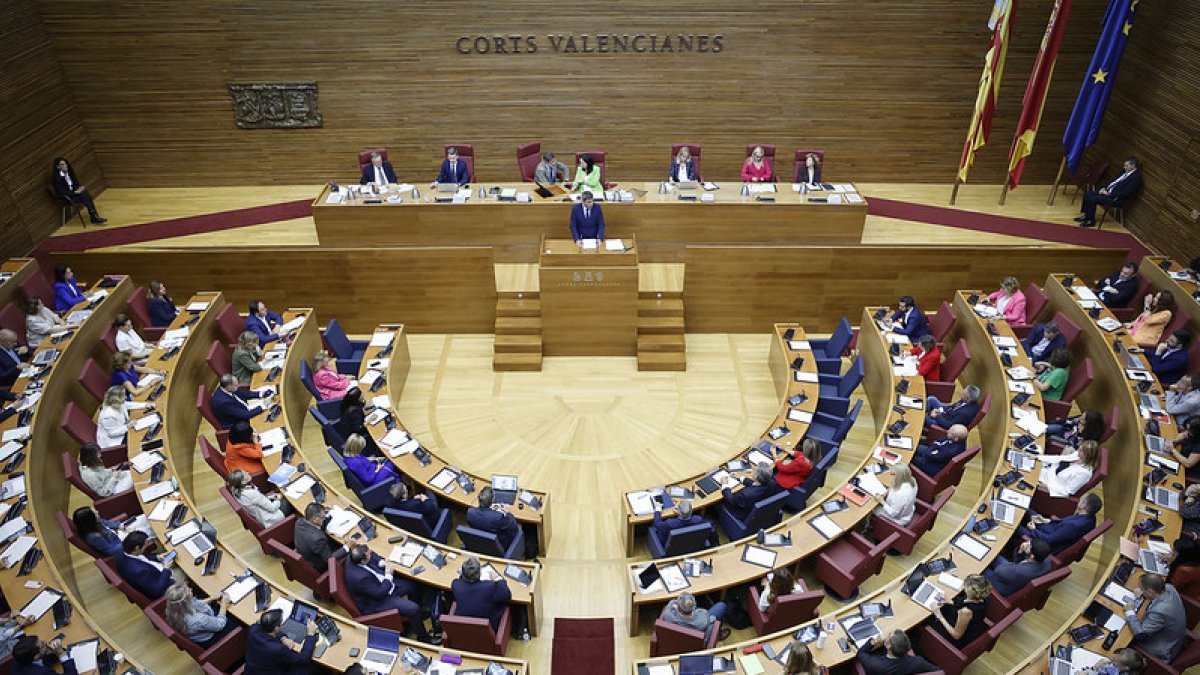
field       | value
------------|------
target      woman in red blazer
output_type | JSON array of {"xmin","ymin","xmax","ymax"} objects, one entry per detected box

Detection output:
[
  {"xmin": 913, "ymin": 334, "xmax": 942, "ymax": 381},
  {"xmin": 774, "ymin": 439, "xmax": 819, "ymax": 490},
  {"xmin": 987, "ymin": 276, "xmax": 1027, "ymax": 325}
]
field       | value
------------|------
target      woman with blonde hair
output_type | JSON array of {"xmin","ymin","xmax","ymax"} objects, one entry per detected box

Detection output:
[
  {"xmin": 96, "ymin": 385, "xmax": 151, "ymax": 449},
  {"xmin": 231, "ymin": 331, "xmax": 263, "ymax": 385},
  {"xmin": 164, "ymin": 582, "xmax": 235, "ymax": 647},
  {"xmin": 24, "ymin": 295, "xmax": 73, "ymax": 348},
  {"xmin": 987, "ymin": 276, "xmax": 1027, "ymax": 325},
  {"xmin": 312, "ymin": 349, "xmax": 351, "ymax": 401},
  {"xmin": 873, "ymin": 462, "xmax": 918, "ymax": 526},
  {"xmin": 227, "ymin": 469, "xmax": 287, "ymax": 527},
  {"xmin": 668, "ymin": 146, "xmax": 697, "ymax": 183},
  {"xmin": 741, "ymin": 146, "xmax": 773, "ymax": 183},
  {"xmin": 1041, "ymin": 440, "xmax": 1100, "ymax": 497},
  {"xmin": 931, "ymin": 573, "xmax": 991, "ymax": 648},
  {"xmin": 342, "ymin": 433, "xmax": 400, "ymax": 488}
]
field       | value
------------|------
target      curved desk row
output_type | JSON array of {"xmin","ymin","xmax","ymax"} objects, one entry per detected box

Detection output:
[{"xmin": 621, "ymin": 325, "xmax": 820, "ymax": 556}]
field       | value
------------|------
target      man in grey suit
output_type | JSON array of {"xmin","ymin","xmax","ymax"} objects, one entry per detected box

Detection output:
[
  {"xmin": 1124, "ymin": 574, "xmax": 1187, "ymax": 662},
  {"xmin": 293, "ymin": 503, "xmax": 349, "ymax": 574},
  {"xmin": 984, "ymin": 539, "xmax": 1051, "ymax": 598}
]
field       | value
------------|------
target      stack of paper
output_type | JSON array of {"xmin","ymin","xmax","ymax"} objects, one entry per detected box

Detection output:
[
  {"xmin": 284, "ymin": 475, "xmax": 316, "ymax": 499},
  {"xmin": 1, "ymin": 427, "xmax": 29, "ymax": 443},
  {"xmin": 627, "ymin": 491, "xmax": 654, "ymax": 516},
  {"xmin": 605, "ymin": 239, "xmax": 626, "ymax": 251},
  {"xmin": 324, "ymin": 507, "xmax": 359, "ymax": 537},
  {"xmin": 369, "ymin": 332, "xmax": 394, "ymax": 348},
  {"xmin": 389, "ymin": 541, "xmax": 423, "ymax": 567}
]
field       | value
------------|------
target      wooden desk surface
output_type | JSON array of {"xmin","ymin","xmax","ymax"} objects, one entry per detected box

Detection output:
[
  {"xmin": 1010, "ymin": 274, "xmax": 1184, "ymax": 674},
  {"xmin": 127, "ymin": 296, "xmax": 529, "ymax": 672},
  {"xmin": 632, "ymin": 295, "xmax": 1047, "ymax": 671},
  {"xmin": 311, "ymin": 182, "xmax": 868, "ymax": 263},
  {"xmin": 540, "ymin": 236, "xmax": 639, "ymax": 266},
  {"xmin": 623, "ymin": 310, "xmax": 931, "ymax": 637}
]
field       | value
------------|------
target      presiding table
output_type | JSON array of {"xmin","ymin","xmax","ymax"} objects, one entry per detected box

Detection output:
[{"xmin": 311, "ymin": 181, "xmax": 868, "ymax": 262}]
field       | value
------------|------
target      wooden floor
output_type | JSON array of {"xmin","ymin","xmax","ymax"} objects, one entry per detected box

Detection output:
[{"xmin": 57, "ymin": 184, "xmax": 1118, "ymax": 673}]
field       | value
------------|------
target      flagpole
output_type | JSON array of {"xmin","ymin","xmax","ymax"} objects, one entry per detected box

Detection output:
[
  {"xmin": 1047, "ymin": 156, "xmax": 1066, "ymax": 205},
  {"xmin": 950, "ymin": 178, "xmax": 962, "ymax": 205},
  {"xmin": 999, "ymin": 180, "xmax": 1010, "ymax": 205}
]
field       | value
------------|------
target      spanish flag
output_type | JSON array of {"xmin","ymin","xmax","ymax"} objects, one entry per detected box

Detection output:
[
  {"xmin": 1007, "ymin": 0, "xmax": 1073, "ymax": 189},
  {"xmin": 957, "ymin": 0, "xmax": 1019, "ymax": 183}
]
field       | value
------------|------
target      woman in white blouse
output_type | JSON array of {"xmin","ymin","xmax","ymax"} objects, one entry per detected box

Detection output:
[
  {"xmin": 23, "ymin": 296, "xmax": 74, "ymax": 348},
  {"xmin": 1040, "ymin": 440, "xmax": 1099, "ymax": 498},
  {"xmin": 873, "ymin": 462, "xmax": 918, "ymax": 526},
  {"xmin": 96, "ymin": 385, "xmax": 150, "ymax": 449},
  {"xmin": 113, "ymin": 314, "xmax": 153, "ymax": 361},
  {"xmin": 226, "ymin": 469, "xmax": 287, "ymax": 527},
  {"xmin": 78, "ymin": 442, "xmax": 133, "ymax": 496}
]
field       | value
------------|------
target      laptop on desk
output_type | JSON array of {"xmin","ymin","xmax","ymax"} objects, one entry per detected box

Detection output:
[
  {"xmin": 1139, "ymin": 394, "xmax": 1164, "ymax": 413},
  {"xmin": 359, "ymin": 627, "xmax": 401, "ymax": 673},
  {"xmin": 674, "ymin": 180, "xmax": 699, "ymax": 190},
  {"xmin": 436, "ymin": 182, "xmax": 462, "ymax": 193},
  {"xmin": 491, "ymin": 474, "xmax": 518, "ymax": 505}
]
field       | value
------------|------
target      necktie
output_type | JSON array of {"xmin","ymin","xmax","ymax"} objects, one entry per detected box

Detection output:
[{"xmin": 584, "ymin": 208, "xmax": 590, "ymax": 220}]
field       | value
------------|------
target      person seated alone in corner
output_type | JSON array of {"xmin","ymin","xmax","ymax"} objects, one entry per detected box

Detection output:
[
  {"xmin": 1094, "ymin": 262, "xmax": 1139, "ymax": 309},
  {"xmin": 774, "ymin": 438, "xmax": 819, "ymax": 491},
  {"xmin": 433, "ymin": 146, "xmax": 470, "ymax": 187},
  {"xmin": 856, "ymin": 630, "xmax": 939, "ymax": 675},
  {"xmin": 1076, "ymin": 156, "xmax": 1142, "ymax": 228},
  {"xmin": 467, "ymin": 487, "xmax": 521, "ymax": 555},
  {"xmin": 1123, "ymin": 573, "xmax": 1187, "ymax": 662},
  {"xmin": 984, "ymin": 539, "xmax": 1051, "ymax": 598},
  {"xmin": 1021, "ymin": 321, "xmax": 1067, "ymax": 363},
  {"xmin": 569, "ymin": 191, "xmax": 605, "ymax": 244},
  {"xmin": 924, "ymin": 384, "xmax": 982, "ymax": 430},
  {"xmin": 659, "ymin": 591, "xmax": 730, "ymax": 642},
  {"xmin": 344, "ymin": 544, "xmax": 439, "ymax": 644},
  {"xmin": 651, "ymin": 498, "xmax": 706, "ymax": 540},
  {"xmin": 911, "ymin": 335, "xmax": 941, "ymax": 382},
  {"xmin": 1017, "ymin": 492, "xmax": 1102, "ymax": 555},
  {"xmin": 720, "ymin": 462, "xmax": 779, "ymax": 521},
  {"xmin": 210, "ymin": 373, "xmax": 271, "ymax": 429},
  {"xmin": 244, "ymin": 609, "xmax": 320, "ymax": 675},
  {"xmin": 51, "ymin": 157, "xmax": 106, "ymax": 224},
  {"xmin": 115, "ymin": 531, "xmax": 174, "ymax": 600},
  {"xmin": 452, "ymin": 556, "xmax": 531, "ymax": 641},
  {"xmin": 1148, "ymin": 330, "xmax": 1191, "ymax": 386},
  {"xmin": 911, "ymin": 424, "xmax": 968, "ymax": 478},
  {"xmin": 888, "ymin": 296, "xmax": 930, "ymax": 340},
  {"xmin": 534, "ymin": 152, "xmax": 569, "ymax": 184},
  {"xmin": 384, "ymin": 482, "xmax": 443, "ymax": 530},
  {"xmin": 359, "ymin": 151, "xmax": 397, "ymax": 185}
]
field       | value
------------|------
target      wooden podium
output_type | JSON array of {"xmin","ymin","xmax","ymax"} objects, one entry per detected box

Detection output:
[{"xmin": 538, "ymin": 236, "xmax": 638, "ymax": 356}]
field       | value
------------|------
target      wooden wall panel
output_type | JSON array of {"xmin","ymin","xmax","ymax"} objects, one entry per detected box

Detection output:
[
  {"xmin": 35, "ymin": 0, "xmax": 1108, "ymax": 188},
  {"xmin": 1086, "ymin": 0, "xmax": 1199, "ymax": 261},
  {"xmin": 683, "ymin": 245, "xmax": 1129, "ymax": 333},
  {"xmin": 50, "ymin": 247, "xmax": 498, "ymax": 334},
  {"xmin": 0, "ymin": 0, "xmax": 101, "ymax": 259}
]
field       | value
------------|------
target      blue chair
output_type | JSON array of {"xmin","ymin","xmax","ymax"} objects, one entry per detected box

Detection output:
[
  {"xmin": 816, "ymin": 356, "xmax": 864, "ymax": 417},
  {"xmin": 326, "ymin": 446, "xmax": 395, "ymax": 511},
  {"xmin": 717, "ymin": 490, "xmax": 789, "ymax": 541},
  {"xmin": 647, "ymin": 521, "xmax": 718, "ymax": 559},
  {"xmin": 384, "ymin": 503, "xmax": 453, "ymax": 544},
  {"xmin": 811, "ymin": 318, "xmax": 853, "ymax": 375},
  {"xmin": 785, "ymin": 445, "xmax": 840, "ymax": 512},
  {"xmin": 300, "ymin": 361, "xmax": 343, "ymax": 418},
  {"xmin": 456, "ymin": 525, "xmax": 524, "ymax": 560},
  {"xmin": 310, "ymin": 406, "xmax": 345, "ymax": 448},
  {"xmin": 323, "ymin": 318, "xmax": 367, "ymax": 375},
  {"xmin": 806, "ymin": 399, "xmax": 861, "ymax": 451}
]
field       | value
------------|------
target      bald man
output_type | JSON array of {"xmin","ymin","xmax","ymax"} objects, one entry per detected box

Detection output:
[{"xmin": 912, "ymin": 424, "xmax": 968, "ymax": 478}]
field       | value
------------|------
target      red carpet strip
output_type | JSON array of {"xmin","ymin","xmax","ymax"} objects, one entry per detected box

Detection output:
[{"xmin": 550, "ymin": 618, "xmax": 614, "ymax": 675}]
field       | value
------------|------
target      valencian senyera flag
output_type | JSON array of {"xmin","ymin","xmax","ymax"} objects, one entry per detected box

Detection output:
[
  {"xmin": 1006, "ymin": 0, "xmax": 1073, "ymax": 189},
  {"xmin": 957, "ymin": 0, "xmax": 1019, "ymax": 183}
]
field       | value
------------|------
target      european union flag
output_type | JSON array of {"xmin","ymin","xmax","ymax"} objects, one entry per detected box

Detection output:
[{"xmin": 1062, "ymin": 0, "xmax": 1138, "ymax": 174}]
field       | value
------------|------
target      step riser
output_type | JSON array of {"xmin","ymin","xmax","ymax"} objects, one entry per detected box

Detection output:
[
  {"xmin": 495, "ymin": 343, "xmax": 542, "ymax": 354},
  {"xmin": 638, "ymin": 337, "xmax": 685, "ymax": 352}
]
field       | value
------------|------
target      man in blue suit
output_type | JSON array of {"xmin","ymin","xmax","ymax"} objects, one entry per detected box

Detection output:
[
  {"xmin": 244, "ymin": 609, "xmax": 319, "ymax": 675},
  {"xmin": 451, "ymin": 556, "xmax": 512, "ymax": 632},
  {"xmin": 434, "ymin": 147, "xmax": 470, "ymax": 186},
  {"xmin": 720, "ymin": 463, "xmax": 779, "ymax": 521},
  {"xmin": 1018, "ymin": 493, "xmax": 1101, "ymax": 554},
  {"xmin": 1148, "ymin": 330, "xmax": 1191, "ymax": 386},
  {"xmin": 385, "ymin": 482, "xmax": 443, "ymax": 530},
  {"xmin": 467, "ymin": 487, "xmax": 520, "ymax": 554},
  {"xmin": 211, "ymin": 374, "xmax": 269, "ymax": 429},
  {"xmin": 925, "ymin": 385, "xmax": 982, "ymax": 430},
  {"xmin": 985, "ymin": 539, "xmax": 1051, "ymax": 598},
  {"xmin": 245, "ymin": 300, "xmax": 284, "ymax": 346},
  {"xmin": 11, "ymin": 635, "xmax": 78, "ymax": 675},
  {"xmin": 889, "ymin": 296, "xmax": 930, "ymax": 340},
  {"xmin": 651, "ymin": 498, "xmax": 706, "ymax": 539},
  {"xmin": 115, "ymin": 532, "xmax": 173, "ymax": 600},
  {"xmin": 343, "ymin": 545, "xmax": 437, "ymax": 643},
  {"xmin": 1094, "ymin": 263, "xmax": 1139, "ymax": 308},
  {"xmin": 1077, "ymin": 157, "xmax": 1142, "ymax": 228},
  {"xmin": 0, "ymin": 329, "xmax": 30, "ymax": 388},
  {"xmin": 569, "ymin": 192, "xmax": 605, "ymax": 242},
  {"xmin": 911, "ymin": 425, "xmax": 968, "ymax": 478},
  {"xmin": 1021, "ymin": 321, "xmax": 1067, "ymax": 363},
  {"xmin": 360, "ymin": 151, "xmax": 397, "ymax": 185}
]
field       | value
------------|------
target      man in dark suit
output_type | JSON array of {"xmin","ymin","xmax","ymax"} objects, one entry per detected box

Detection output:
[
  {"xmin": 359, "ymin": 151, "xmax": 397, "ymax": 185},
  {"xmin": 11, "ymin": 635, "xmax": 79, "ymax": 675},
  {"xmin": 211, "ymin": 374, "xmax": 270, "ymax": 429},
  {"xmin": 1077, "ymin": 157, "xmax": 1142, "ymax": 228},
  {"xmin": 466, "ymin": 486, "xmax": 520, "ymax": 554},
  {"xmin": 911, "ymin": 425, "xmax": 968, "ymax": 478},
  {"xmin": 245, "ymin": 300, "xmax": 285, "ymax": 346},
  {"xmin": 857, "ymin": 630, "xmax": 939, "ymax": 675},
  {"xmin": 924, "ymin": 385, "xmax": 982, "ymax": 430},
  {"xmin": 1148, "ymin": 330, "xmax": 1191, "ymax": 386},
  {"xmin": 0, "ymin": 329, "xmax": 31, "ymax": 388},
  {"xmin": 343, "ymin": 545, "xmax": 437, "ymax": 643},
  {"xmin": 985, "ymin": 539, "xmax": 1051, "ymax": 598},
  {"xmin": 293, "ymin": 503, "xmax": 348, "ymax": 574},
  {"xmin": 244, "ymin": 609, "xmax": 320, "ymax": 675},
  {"xmin": 651, "ymin": 498, "xmax": 707, "ymax": 539},
  {"xmin": 1094, "ymin": 263, "xmax": 1140, "ymax": 308},
  {"xmin": 51, "ymin": 157, "xmax": 106, "ymax": 224},
  {"xmin": 115, "ymin": 532, "xmax": 173, "ymax": 600},
  {"xmin": 569, "ymin": 192, "xmax": 605, "ymax": 243},
  {"xmin": 451, "ymin": 556, "xmax": 531, "ymax": 641},
  {"xmin": 385, "ymin": 482, "xmax": 443, "ymax": 530},
  {"xmin": 889, "ymin": 296, "xmax": 930, "ymax": 340},
  {"xmin": 434, "ymin": 147, "xmax": 470, "ymax": 186},
  {"xmin": 1021, "ymin": 321, "xmax": 1067, "ymax": 363},
  {"xmin": 1018, "ymin": 493, "xmax": 1101, "ymax": 554},
  {"xmin": 720, "ymin": 463, "xmax": 779, "ymax": 521}
]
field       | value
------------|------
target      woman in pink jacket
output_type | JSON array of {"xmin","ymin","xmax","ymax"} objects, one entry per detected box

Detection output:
[
  {"xmin": 987, "ymin": 276, "xmax": 1027, "ymax": 325},
  {"xmin": 311, "ymin": 350, "xmax": 351, "ymax": 401}
]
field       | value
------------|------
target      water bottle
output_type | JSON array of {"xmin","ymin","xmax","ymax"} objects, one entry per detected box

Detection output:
[
  {"xmin": 741, "ymin": 183, "xmax": 750, "ymax": 196},
  {"xmin": 478, "ymin": 186, "xmax": 487, "ymax": 200},
  {"xmin": 411, "ymin": 187, "xmax": 419, "ymax": 200},
  {"xmin": 801, "ymin": 182, "xmax": 809, "ymax": 197},
  {"xmin": 815, "ymin": 630, "xmax": 827, "ymax": 649}
]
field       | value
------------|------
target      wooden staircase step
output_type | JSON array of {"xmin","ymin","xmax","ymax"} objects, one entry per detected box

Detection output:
[
  {"xmin": 494, "ymin": 334, "xmax": 542, "ymax": 353},
  {"xmin": 497, "ymin": 291, "xmax": 540, "ymax": 300},
  {"xmin": 493, "ymin": 352, "xmax": 543, "ymax": 371},
  {"xmin": 495, "ymin": 316, "xmax": 542, "ymax": 334},
  {"xmin": 637, "ymin": 316, "xmax": 685, "ymax": 334},
  {"xmin": 639, "ymin": 290, "xmax": 683, "ymax": 300},
  {"xmin": 637, "ymin": 351, "xmax": 687, "ymax": 371},
  {"xmin": 496, "ymin": 298, "xmax": 542, "ymax": 317},
  {"xmin": 638, "ymin": 334, "xmax": 685, "ymax": 353},
  {"xmin": 638, "ymin": 298, "xmax": 684, "ymax": 316}
]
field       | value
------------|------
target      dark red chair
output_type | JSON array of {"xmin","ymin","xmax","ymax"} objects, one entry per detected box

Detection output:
[
  {"xmin": 440, "ymin": 601, "xmax": 511, "ymax": 656},
  {"xmin": 1031, "ymin": 446, "xmax": 1109, "ymax": 519},
  {"xmin": 214, "ymin": 303, "xmax": 243, "ymax": 346},
  {"xmin": 61, "ymin": 401, "xmax": 127, "ymax": 465},
  {"xmin": 126, "ymin": 286, "xmax": 167, "ymax": 341},
  {"xmin": 1048, "ymin": 311, "xmax": 1082, "ymax": 347},
  {"xmin": 574, "ymin": 151, "xmax": 613, "ymax": 189},
  {"xmin": 813, "ymin": 531, "xmax": 900, "ymax": 600},
  {"xmin": 328, "ymin": 557, "xmax": 407, "ymax": 631},
  {"xmin": 77, "ymin": 357, "xmax": 111, "ymax": 404},
  {"xmin": 744, "ymin": 144, "xmax": 778, "ymax": 181},
  {"xmin": 145, "ymin": 595, "xmax": 247, "ymax": 672},
  {"xmin": 203, "ymin": 664, "xmax": 245, "ymax": 675},
  {"xmin": 1042, "ymin": 357, "xmax": 1095, "ymax": 421},
  {"xmin": 854, "ymin": 663, "xmax": 944, "ymax": 675},
  {"xmin": 747, "ymin": 582, "xmax": 824, "ymax": 635},
  {"xmin": 94, "ymin": 556, "xmax": 153, "ymax": 609},
  {"xmin": 670, "ymin": 143, "xmax": 703, "ymax": 182},
  {"xmin": 18, "ymin": 272, "xmax": 54, "ymax": 309},
  {"xmin": 206, "ymin": 340, "xmax": 231, "ymax": 379},
  {"xmin": 265, "ymin": 539, "xmax": 331, "ymax": 602},
  {"xmin": 1011, "ymin": 283, "xmax": 1049, "ymax": 338},
  {"xmin": 1066, "ymin": 160, "xmax": 1108, "ymax": 203},
  {"xmin": 444, "ymin": 143, "xmax": 475, "ymax": 182},
  {"xmin": 516, "ymin": 142, "xmax": 541, "ymax": 182},
  {"xmin": 57, "ymin": 510, "xmax": 114, "ymax": 559},
  {"xmin": 61, "ymin": 451, "xmax": 139, "ymax": 520},
  {"xmin": 196, "ymin": 384, "xmax": 230, "ymax": 450},
  {"xmin": 99, "ymin": 324, "xmax": 118, "ymax": 353},
  {"xmin": 49, "ymin": 180, "xmax": 87, "ymax": 228},
  {"xmin": 914, "ymin": 445, "xmax": 981, "ymax": 503},
  {"xmin": 219, "ymin": 485, "xmax": 293, "ymax": 553},
  {"xmin": 872, "ymin": 487, "xmax": 955, "ymax": 556},
  {"xmin": 648, "ymin": 618, "xmax": 720, "ymax": 657},
  {"xmin": 1138, "ymin": 632, "xmax": 1200, "ymax": 675},
  {"xmin": 924, "ymin": 339, "xmax": 971, "ymax": 402},
  {"xmin": 993, "ymin": 566, "xmax": 1071, "ymax": 614},
  {"xmin": 1049, "ymin": 518, "xmax": 1111, "ymax": 569},
  {"xmin": 792, "ymin": 148, "xmax": 826, "ymax": 183},
  {"xmin": 928, "ymin": 302, "xmax": 957, "ymax": 344},
  {"xmin": 917, "ymin": 605, "xmax": 1022, "ymax": 674},
  {"xmin": 1109, "ymin": 273, "xmax": 1151, "ymax": 322},
  {"xmin": 0, "ymin": 303, "xmax": 26, "ymax": 345},
  {"xmin": 358, "ymin": 148, "xmax": 388, "ymax": 172},
  {"xmin": 924, "ymin": 392, "xmax": 992, "ymax": 443}
]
